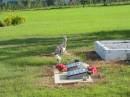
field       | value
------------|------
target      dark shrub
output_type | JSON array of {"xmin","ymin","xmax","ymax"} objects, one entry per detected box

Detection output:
[
  {"xmin": 11, "ymin": 16, "xmax": 25, "ymax": 25},
  {"xmin": 0, "ymin": 20, "xmax": 6, "ymax": 27},
  {"xmin": 0, "ymin": 15, "xmax": 25, "ymax": 27},
  {"xmin": 4, "ymin": 16, "xmax": 12, "ymax": 26}
]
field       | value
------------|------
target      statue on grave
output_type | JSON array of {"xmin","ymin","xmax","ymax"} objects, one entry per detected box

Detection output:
[{"xmin": 54, "ymin": 36, "xmax": 67, "ymax": 64}]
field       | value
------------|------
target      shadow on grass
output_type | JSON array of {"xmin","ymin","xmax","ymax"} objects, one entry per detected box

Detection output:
[
  {"xmin": 0, "ymin": 75, "xmax": 23, "ymax": 80},
  {"xmin": 86, "ymin": 51, "xmax": 102, "ymax": 61},
  {"xmin": 0, "ymin": 29, "xmax": 129, "ymax": 66}
]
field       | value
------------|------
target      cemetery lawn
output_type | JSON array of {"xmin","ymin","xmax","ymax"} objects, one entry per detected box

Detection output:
[{"xmin": 0, "ymin": 5, "xmax": 130, "ymax": 97}]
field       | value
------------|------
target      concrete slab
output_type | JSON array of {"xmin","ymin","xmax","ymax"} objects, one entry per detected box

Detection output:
[
  {"xmin": 53, "ymin": 66, "xmax": 93, "ymax": 84},
  {"xmin": 95, "ymin": 40, "xmax": 130, "ymax": 61}
]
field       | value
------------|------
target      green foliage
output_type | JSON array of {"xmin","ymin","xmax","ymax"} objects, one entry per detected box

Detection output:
[
  {"xmin": 11, "ymin": 16, "xmax": 26, "ymax": 25},
  {"xmin": 4, "ymin": 16, "xmax": 12, "ymax": 26},
  {"xmin": 0, "ymin": 20, "xmax": 6, "ymax": 27},
  {"xmin": 0, "ymin": 15, "xmax": 26, "ymax": 27}
]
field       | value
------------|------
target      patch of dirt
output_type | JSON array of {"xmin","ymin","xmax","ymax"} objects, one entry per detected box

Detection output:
[
  {"xmin": 40, "ymin": 53, "xmax": 53, "ymax": 57},
  {"xmin": 38, "ymin": 65, "xmax": 105, "ymax": 88},
  {"xmin": 86, "ymin": 51, "xmax": 102, "ymax": 61},
  {"xmin": 42, "ymin": 66, "xmax": 53, "ymax": 76},
  {"xmin": 38, "ymin": 66, "xmax": 56, "ymax": 88}
]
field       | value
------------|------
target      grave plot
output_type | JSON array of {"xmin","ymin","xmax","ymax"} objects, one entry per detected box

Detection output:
[
  {"xmin": 95, "ymin": 40, "xmax": 130, "ymax": 61},
  {"xmin": 54, "ymin": 62, "xmax": 94, "ymax": 84}
]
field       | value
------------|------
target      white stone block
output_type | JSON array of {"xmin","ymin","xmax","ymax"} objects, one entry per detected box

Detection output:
[{"xmin": 95, "ymin": 40, "xmax": 130, "ymax": 61}]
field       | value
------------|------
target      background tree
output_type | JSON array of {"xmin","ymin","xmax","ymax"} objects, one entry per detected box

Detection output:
[
  {"xmin": 80, "ymin": 0, "xmax": 87, "ymax": 7},
  {"xmin": 46, "ymin": 0, "xmax": 54, "ymax": 6},
  {"xmin": 25, "ymin": 0, "xmax": 31, "ymax": 8},
  {"xmin": 103, "ymin": 0, "xmax": 107, "ymax": 5}
]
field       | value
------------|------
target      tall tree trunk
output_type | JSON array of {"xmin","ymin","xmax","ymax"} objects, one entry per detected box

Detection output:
[{"xmin": 103, "ymin": 0, "xmax": 107, "ymax": 5}]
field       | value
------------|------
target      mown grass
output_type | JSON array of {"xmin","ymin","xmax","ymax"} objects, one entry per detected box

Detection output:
[
  {"xmin": 0, "ymin": 5, "xmax": 130, "ymax": 39},
  {"xmin": 0, "ymin": 5, "xmax": 130, "ymax": 97}
]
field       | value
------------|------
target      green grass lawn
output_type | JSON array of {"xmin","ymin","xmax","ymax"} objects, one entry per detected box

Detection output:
[{"xmin": 0, "ymin": 5, "xmax": 130, "ymax": 97}]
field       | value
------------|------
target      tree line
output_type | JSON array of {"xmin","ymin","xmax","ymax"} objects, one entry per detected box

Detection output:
[{"xmin": 0, "ymin": 0, "xmax": 130, "ymax": 10}]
